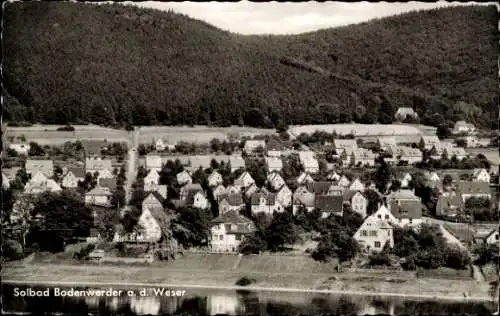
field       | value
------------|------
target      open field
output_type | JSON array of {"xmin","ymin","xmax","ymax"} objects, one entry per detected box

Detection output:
[
  {"xmin": 465, "ymin": 148, "xmax": 499, "ymax": 164},
  {"xmin": 3, "ymin": 258, "xmax": 492, "ymax": 301},
  {"xmin": 137, "ymin": 125, "xmax": 277, "ymax": 144}
]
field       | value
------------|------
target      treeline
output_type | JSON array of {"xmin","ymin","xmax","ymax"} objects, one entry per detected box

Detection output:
[{"xmin": 3, "ymin": 2, "xmax": 497, "ymax": 129}]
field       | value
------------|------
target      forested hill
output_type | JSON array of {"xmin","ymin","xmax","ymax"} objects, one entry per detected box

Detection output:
[{"xmin": 3, "ymin": 2, "xmax": 498, "ymax": 129}]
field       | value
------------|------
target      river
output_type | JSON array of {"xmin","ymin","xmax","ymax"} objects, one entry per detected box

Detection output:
[{"xmin": 1, "ymin": 285, "xmax": 495, "ymax": 315}]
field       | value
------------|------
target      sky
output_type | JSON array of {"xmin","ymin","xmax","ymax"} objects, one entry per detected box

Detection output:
[{"xmin": 123, "ymin": 1, "xmax": 497, "ymax": 35}]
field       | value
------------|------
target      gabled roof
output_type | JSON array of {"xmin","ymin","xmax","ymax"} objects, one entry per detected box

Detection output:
[
  {"xmin": 293, "ymin": 192, "xmax": 315, "ymax": 207},
  {"xmin": 446, "ymin": 147, "xmax": 468, "ymax": 157},
  {"xmin": 420, "ymin": 136, "xmax": 440, "ymax": 146},
  {"xmin": 208, "ymin": 170, "xmax": 222, "ymax": 180},
  {"xmin": 484, "ymin": 227, "xmax": 499, "ymax": 240},
  {"xmin": 343, "ymin": 190, "xmax": 364, "ymax": 201},
  {"xmin": 437, "ymin": 193, "xmax": 463, "ymax": 210},
  {"xmin": 456, "ymin": 181, "xmax": 491, "ymax": 194},
  {"xmin": 85, "ymin": 158, "xmax": 112, "ymax": 171},
  {"xmin": 377, "ymin": 137, "xmax": 397, "ymax": 147},
  {"xmin": 25, "ymin": 159, "xmax": 54, "ymax": 176},
  {"xmin": 144, "ymin": 191, "xmax": 167, "ymax": 205},
  {"xmin": 306, "ymin": 181, "xmax": 334, "ymax": 195},
  {"xmin": 266, "ymin": 157, "xmax": 283, "ymax": 169},
  {"xmin": 229, "ymin": 156, "xmax": 246, "ymax": 169},
  {"xmin": 315, "ymin": 195, "xmax": 343, "ymax": 211},
  {"xmin": 352, "ymin": 148, "xmax": 376, "ymax": 159},
  {"xmin": 251, "ymin": 192, "xmax": 277, "ymax": 205},
  {"xmin": 244, "ymin": 140, "xmax": 266, "ymax": 151},
  {"xmin": 267, "ymin": 171, "xmax": 284, "ymax": 183},
  {"xmin": 386, "ymin": 189, "xmax": 420, "ymax": 201},
  {"xmin": 211, "ymin": 210, "xmax": 256, "ymax": 234},
  {"xmin": 86, "ymin": 186, "xmax": 112, "ymax": 196},
  {"xmin": 397, "ymin": 146, "xmax": 422, "ymax": 157},
  {"xmin": 388, "ymin": 200, "xmax": 422, "ymax": 219},
  {"xmin": 266, "ymin": 138, "xmax": 286, "ymax": 151},
  {"xmin": 66, "ymin": 166, "xmax": 86, "ymax": 178},
  {"xmin": 218, "ymin": 193, "xmax": 244, "ymax": 206},
  {"xmin": 98, "ymin": 178, "xmax": 117, "ymax": 191},
  {"xmin": 185, "ymin": 190, "xmax": 206, "ymax": 205},
  {"xmin": 472, "ymin": 168, "xmax": 489, "ymax": 178},
  {"xmin": 334, "ymin": 139, "xmax": 358, "ymax": 150}
]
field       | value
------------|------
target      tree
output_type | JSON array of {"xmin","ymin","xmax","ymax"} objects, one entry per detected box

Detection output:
[
  {"xmin": 436, "ymin": 125, "xmax": 451, "ymax": 139},
  {"xmin": 238, "ymin": 231, "xmax": 267, "ymax": 254},
  {"xmin": 173, "ymin": 207, "xmax": 212, "ymax": 248},
  {"xmin": 28, "ymin": 141, "xmax": 45, "ymax": 156},
  {"xmin": 265, "ymin": 212, "xmax": 299, "ymax": 251},
  {"xmin": 372, "ymin": 159, "xmax": 394, "ymax": 193}
]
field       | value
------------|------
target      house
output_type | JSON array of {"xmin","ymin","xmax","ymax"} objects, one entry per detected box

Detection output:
[
  {"xmin": 266, "ymin": 157, "xmax": 283, "ymax": 172},
  {"xmin": 386, "ymin": 190, "xmax": 423, "ymax": 227},
  {"xmin": 9, "ymin": 143, "xmax": 31, "ymax": 155},
  {"xmin": 333, "ymin": 139, "xmax": 358, "ymax": 157},
  {"xmin": 327, "ymin": 171, "xmax": 341, "ymax": 182},
  {"xmin": 144, "ymin": 169, "xmax": 160, "ymax": 186},
  {"xmin": 348, "ymin": 178, "xmax": 365, "ymax": 192},
  {"xmin": 61, "ymin": 167, "xmax": 85, "ymax": 188},
  {"xmin": 145, "ymin": 155, "xmax": 163, "ymax": 171},
  {"xmin": 212, "ymin": 184, "xmax": 227, "ymax": 200},
  {"xmin": 24, "ymin": 173, "xmax": 62, "ymax": 194},
  {"xmin": 453, "ymin": 121, "xmax": 476, "ymax": 135},
  {"xmin": 298, "ymin": 151, "xmax": 319, "ymax": 174},
  {"xmin": 354, "ymin": 216, "xmax": 394, "ymax": 252},
  {"xmin": 350, "ymin": 148, "xmax": 376, "ymax": 167},
  {"xmin": 226, "ymin": 185, "xmax": 242, "ymax": 195},
  {"xmin": 337, "ymin": 175, "xmax": 351, "ymax": 188},
  {"xmin": 154, "ymin": 138, "xmax": 167, "ymax": 151},
  {"xmin": 419, "ymin": 136, "xmax": 440, "ymax": 151},
  {"xmin": 86, "ymin": 228, "xmax": 101, "ymax": 244},
  {"xmin": 179, "ymin": 183, "xmax": 204, "ymax": 201},
  {"xmin": 426, "ymin": 171, "xmax": 440, "ymax": 182},
  {"xmin": 296, "ymin": 172, "xmax": 314, "ymax": 185},
  {"xmin": 395, "ymin": 107, "xmax": 418, "ymax": 121},
  {"xmin": 99, "ymin": 178, "xmax": 117, "ymax": 191},
  {"xmin": 315, "ymin": 195, "xmax": 344, "ymax": 218},
  {"xmin": 293, "ymin": 185, "xmax": 311, "ymax": 198},
  {"xmin": 400, "ymin": 173, "xmax": 412, "ymax": 188},
  {"xmin": 292, "ymin": 192, "xmax": 315, "ymax": 215},
  {"xmin": 85, "ymin": 187, "xmax": 113, "ymax": 207},
  {"xmin": 251, "ymin": 192, "xmax": 284, "ymax": 215},
  {"xmin": 85, "ymin": 158, "xmax": 113, "ymax": 179},
  {"xmin": 176, "ymin": 170, "xmax": 192, "ymax": 186},
  {"xmin": 25, "ymin": 159, "xmax": 54, "ymax": 177},
  {"xmin": 144, "ymin": 184, "xmax": 167, "ymax": 200},
  {"xmin": 306, "ymin": 182, "xmax": 335, "ymax": 196},
  {"xmin": 377, "ymin": 137, "xmax": 397, "ymax": 152},
  {"xmin": 208, "ymin": 171, "xmax": 223, "ymax": 187},
  {"xmin": 396, "ymin": 146, "xmax": 423, "ymax": 165},
  {"xmin": 472, "ymin": 168, "xmax": 490, "ymax": 183},
  {"xmin": 234, "ymin": 171, "xmax": 255, "ymax": 189},
  {"xmin": 186, "ymin": 190, "xmax": 210, "ymax": 210},
  {"xmin": 460, "ymin": 136, "xmax": 479, "ymax": 148},
  {"xmin": 243, "ymin": 140, "xmax": 266, "ymax": 154},
  {"xmin": 218, "ymin": 194, "xmax": 245, "ymax": 215},
  {"xmin": 266, "ymin": 138, "xmax": 286, "ymax": 157},
  {"xmin": 244, "ymin": 183, "xmax": 259, "ymax": 198},
  {"xmin": 276, "ymin": 185, "xmax": 292, "ymax": 207},
  {"xmin": 142, "ymin": 191, "xmax": 165, "ymax": 211},
  {"xmin": 446, "ymin": 147, "xmax": 468, "ymax": 160},
  {"xmin": 456, "ymin": 181, "xmax": 491, "ymax": 202},
  {"xmin": 210, "ymin": 210, "xmax": 256, "ymax": 252},
  {"xmin": 436, "ymin": 193, "xmax": 464, "ymax": 218},
  {"xmin": 2, "ymin": 167, "xmax": 21, "ymax": 182},
  {"xmin": 2, "ymin": 173, "xmax": 10, "ymax": 189},
  {"xmin": 229, "ymin": 156, "xmax": 246, "ymax": 172},
  {"xmin": 343, "ymin": 190, "xmax": 367, "ymax": 218},
  {"xmin": 484, "ymin": 227, "xmax": 499, "ymax": 245},
  {"xmin": 371, "ymin": 205, "xmax": 398, "ymax": 223},
  {"xmin": 267, "ymin": 172, "xmax": 286, "ymax": 190},
  {"xmin": 135, "ymin": 206, "xmax": 172, "ymax": 243}
]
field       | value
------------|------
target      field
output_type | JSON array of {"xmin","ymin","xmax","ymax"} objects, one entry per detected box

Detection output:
[
  {"xmin": 137, "ymin": 126, "xmax": 277, "ymax": 144},
  {"xmin": 465, "ymin": 148, "xmax": 499, "ymax": 164},
  {"xmin": 288, "ymin": 124, "xmax": 426, "ymax": 137}
]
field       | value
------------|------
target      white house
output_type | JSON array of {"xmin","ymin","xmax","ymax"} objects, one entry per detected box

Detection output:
[
  {"xmin": 395, "ymin": 107, "xmax": 418, "ymax": 121},
  {"xmin": 85, "ymin": 158, "xmax": 113, "ymax": 179},
  {"xmin": 348, "ymin": 178, "xmax": 365, "ymax": 192},
  {"xmin": 142, "ymin": 191, "xmax": 165, "ymax": 211},
  {"xmin": 144, "ymin": 169, "xmax": 160, "ymax": 186},
  {"xmin": 333, "ymin": 139, "xmax": 358, "ymax": 158},
  {"xmin": 354, "ymin": 216, "xmax": 394, "ymax": 252},
  {"xmin": 344, "ymin": 190, "xmax": 367, "ymax": 218},
  {"xmin": 218, "ymin": 194, "xmax": 245, "ymax": 215},
  {"xmin": 426, "ymin": 171, "xmax": 441, "ymax": 182},
  {"xmin": 144, "ymin": 184, "xmax": 167, "ymax": 199},
  {"xmin": 208, "ymin": 171, "xmax": 223, "ymax": 187},
  {"xmin": 396, "ymin": 146, "xmax": 423, "ymax": 165},
  {"xmin": 24, "ymin": 173, "xmax": 62, "ymax": 194},
  {"xmin": 420, "ymin": 136, "xmax": 440, "ymax": 151},
  {"xmin": 226, "ymin": 185, "xmax": 242, "ymax": 195},
  {"xmin": 85, "ymin": 186, "xmax": 112, "ymax": 207},
  {"xmin": 460, "ymin": 136, "xmax": 480, "ymax": 148},
  {"xmin": 188, "ymin": 191, "xmax": 210, "ymax": 210},
  {"xmin": 61, "ymin": 167, "xmax": 85, "ymax": 188},
  {"xmin": 472, "ymin": 168, "xmax": 491, "ymax": 183},
  {"xmin": 234, "ymin": 171, "xmax": 255, "ymax": 189},
  {"xmin": 2, "ymin": 173, "xmax": 10, "ymax": 190},
  {"xmin": 9, "ymin": 143, "xmax": 30, "ymax": 155},
  {"xmin": 276, "ymin": 185, "xmax": 292, "ymax": 208},
  {"xmin": 371, "ymin": 205, "xmax": 398, "ymax": 223},
  {"xmin": 386, "ymin": 190, "xmax": 423, "ymax": 227},
  {"xmin": 456, "ymin": 181, "xmax": 491, "ymax": 202},
  {"xmin": 212, "ymin": 184, "xmax": 227, "ymax": 200},
  {"xmin": 377, "ymin": 137, "xmax": 398, "ymax": 152},
  {"xmin": 135, "ymin": 206, "xmax": 168, "ymax": 243},
  {"xmin": 25, "ymin": 159, "xmax": 54, "ymax": 178},
  {"xmin": 176, "ymin": 170, "xmax": 192, "ymax": 186},
  {"xmin": 210, "ymin": 210, "xmax": 256, "ymax": 252},
  {"xmin": 327, "ymin": 171, "xmax": 341, "ymax": 181},
  {"xmin": 251, "ymin": 192, "xmax": 284, "ymax": 215},
  {"xmin": 453, "ymin": 121, "xmax": 476, "ymax": 135},
  {"xmin": 297, "ymin": 172, "xmax": 314, "ymax": 185},
  {"xmin": 298, "ymin": 151, "xmax": 319, "ymax": 174},
  {"xmin": 400, "ymin": 173, "xmax": 412, "ymax": 188},
  {"xmin": 243, "ymin": 140, "xmax": 266, "ymax": 154},
  {"xmin": 350, "ymin": 148, "xmax": 376, "ymax": 167},
  {"xmin": 337, "ymin": 175, "xmax": 351, "ymax": 188},
  {"xmin": 292, "ymin": 192, "xmax": 315, "ymax": 215},
  {"xmin": 244, "ymin": 183, "xmax": 259, "ymax": 198},
  {"xmin": 267, "ymin": 172, "xmax": 285, "ymax": 191},
  {"xmin": 266, "ymin": 157, "xmax": 283, "ymax": 172}
]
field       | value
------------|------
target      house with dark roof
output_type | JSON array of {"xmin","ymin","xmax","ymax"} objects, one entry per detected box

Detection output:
[
  {"xmin": 343, "ymin": 190, "xmax": 367, "ymax": 218},
  {"xmin": 456, "ymin": 181, "xmax": 491, "ymax": 202},
  {"xmin": 436, "ymin": 193, "xmax": 464, "ymax": 218},
  {"xmin": 386, "ymin": 190, "xmax": 423, "ymax": 227},
  {"xmin": 210, "ymin": 210, "xmax": 256, "ymax": 252},
  {"xmin": 276, "ymin": 185, "xmax": 292, "ymax": 208},
  {"xmin": 267, "ymin": 172, "xmax": 285, "ymax": 191},
  {"xmin": 61, "ymin": 167, "xmax": 85, "ymax": 188},
  {"xmin": 484, "ymin": 227, "xmax": 499, "ymax": 245},
  {"xmin": 243, "ymin": 140, "xmax": 266, "ymax": 154},
  {"xmin": 218, "ymin": 193, "xmax": 245, "ymax": 215},
  {"xmin": 99, "ymin": 178, "xmax": 117, "ymax": 191},
  {"xmin": 212, "ymin": 184, "xmax": 227, "ymax": 200},
  {"xmin": 314, "ymin": 195, "xmax": 343, "ymax": 218},
  {"xmin": 142, "ymin": 191, "xmax": 166, "ymax": 211},
  {"xmin": 82, "ymin": 140, "xmax": 107, "ymax": 156},
  {"xmin": 85, "ymin": 186, "xmax": 112, "ymax": 207},
  {"xmin": 135, "ymin": 206, "xmax": 174, "ymax": 243},
  {"xmin": 251, "ymin": 192, "xmax": 283, "ymax": 215},
  {"xmin": 354, "ymin": 216, "xmax": 394, "ymax": 253},
  {"xmin": 292, "ymin": 192, "xmax": 315, "ymax": 215},
  {"xmin": 306, "ymin": 181, "xmax": 335, "ymax": 196},
  {"xmin": 234, "ymin": 171, "xmax": 255, "ymax": 189}
]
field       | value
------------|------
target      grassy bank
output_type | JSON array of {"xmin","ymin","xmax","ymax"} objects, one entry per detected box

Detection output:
[{"xmin": 3, "ymin": 253, "xmax": 492, "ymax": 302}]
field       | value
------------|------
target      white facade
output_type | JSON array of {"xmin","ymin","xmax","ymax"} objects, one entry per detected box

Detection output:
[
  {"xmin": 208, "ymin": 171, "xmax": 224, "ymax": 187},
  {"xmin": 9, "ymin": 143, "xmax": 30, "ymax": 155},
  {"xmin": 354, "ymin": 216, "xmax": 394, "ymax": 252},
  {"xmin": 349, "ymin": 192, "xmax": 368, "ymax": 218},
  {"xmin": 473, "ymin": 169, "xmax": 491, "ymax": 183},
  {"xmin": 348, "ymin": 178, "xmax": 365, "ymax": 192},
  {"xmin": 251, "ymin": 198, "xmax": 284, "ymax": 215},
  {"xmin": 297, "ymin": 172, "xmax": 314, "ymax": 185},
  {"xmin": 176, "ymin": 170, "xmax": 192, "ymax": 186},
  {"xmin": 192, "ymin": 192, "xmax": 210, "ymax": 210},
  {"xmin": 144, "ymin": 169, "xmax": 160, "ymax": 186},
  {"xmin": 267, "ymin": 172, "xmax": 286, "ymax": 190},
  {"xmin": 276, "ymin": 185, "xmax": 292, "ymax": 207},
  {"xmin": 212, "ymin": 185, "xmax": 227, "ymax": 200},
  {"xmin": 234, "ymin": 172, "xmax": 255, "ymax": 189},
  {"xmin": 136, "ymin": 208, "xmax": 162, "ymax": 243},
  {"xmin": 61, "ymin": 171, "xmax": 83, "ymax": 188}
]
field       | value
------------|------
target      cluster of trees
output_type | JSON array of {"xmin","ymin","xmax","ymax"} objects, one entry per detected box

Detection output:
[
  {"xmin": 392, "ymin": 224, "xmax": 470, "ymax": 270},
  {"xmin": 465, "ymin": 197, "xmax": 498, "ymax": 222},
  {"xmin": 3, "ymin": 2, "xmax": 496, "ymax": 129},
  {"xmin": 417, "ymin": 153, "xmax": 491, "ymax": 170},
  {"xmin": 100, "ymin": 142, "xmax": 128, "ymax": 158},
  {"xmin": 296, "ymin": 131, "xmax": 355, "ymax": 147}
]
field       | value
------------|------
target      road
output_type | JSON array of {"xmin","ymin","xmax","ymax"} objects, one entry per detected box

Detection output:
[{"xmin": 124, "ymin": 129, "xmax": 140, "ymax": 204}]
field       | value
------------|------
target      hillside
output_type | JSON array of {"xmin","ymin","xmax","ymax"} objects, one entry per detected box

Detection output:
[{"xmin": 3, "ymin": 2, "xmax": 498, "ymax": 129}]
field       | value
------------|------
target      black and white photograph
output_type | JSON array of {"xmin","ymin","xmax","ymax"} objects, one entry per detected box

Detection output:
[{"xmin": 1, "ymin": 1, "xmax": 499, "ymax": 315}]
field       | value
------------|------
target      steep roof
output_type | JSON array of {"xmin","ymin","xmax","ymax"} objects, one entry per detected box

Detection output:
[
  {"xmin": 293, "ymin": 192, "xmax": 315, "ymax": 207},
  {"xmin": 343, "ymin": 190, "xmax": 364, "ymax": 201},
  {"xmin": 420, "ymin": 136, "xmax": 440, "ymax": 146},
  {"xmin": 266, "ymin": 157, "xmax": 283, "ymax": 169},
  {"xmin": 86, "ymin": 186, "xmax": 112, "ymax": 196},
  {"xmin": 388, "ymin": 200, "xmax": 422, "ymax": 219},
  {"xmin": 306, "ymin": 181, "xmax": 334, "ymax": 195},
  {"xmin": 314, "ymin": 195, "xmax": 343, "ymax": 212},
  {"xmin": 218, "ymin": 193, "xmax": 244, "ymax": 206},
  {"xmin": 181, "ymin": 183, "xmax": 203, "ymax": 192},
  {"xmin": 251, "ymin": 192, "xmax": 277, "ymax": 205},
  {"xmin": 185, "ymin": 190, "xmax": 206, "ymax": 205},
  {"xmin": 144, "ymin": 191, "xmax": 167, "ymax": 205},
  {"xmin": 98, "ymin": 177, "xmax": 117, "ymax": 190},
  {"xmin": 67, "ymin": 166, "xmax": 86, "ymax": 178},
  {"xmin": 456, "ymin": 181, "xmax": 491, "ymax": 194},
  {"xmin": 386, "ymin": 189, "xmax": 420, "ymax": 201},
  {"xmin": 212, "ymin": 210, "xmax": 256, "ymax": 234}
]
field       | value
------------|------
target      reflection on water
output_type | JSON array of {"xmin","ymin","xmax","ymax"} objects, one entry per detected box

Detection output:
[{"xmin": 1, "ymin": 285, "xmax": 495, "ymax": 315}]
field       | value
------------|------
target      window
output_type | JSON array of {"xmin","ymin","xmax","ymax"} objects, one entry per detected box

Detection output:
[
  {"xmin": 496, "ymin": 234, "xmax": 498, "ymax": 241},
  {"xmin": 370, "ymin": 230, "xmax": 378, "ymax": 237},
  {"xmin": 377, "ymin": 214, "xmax": 381, "ymax": 219},
  {"xmin": 374, "ymin": 241, "xmax": 381, "ymax": 248},
  {"xmin": 361, "ymin": 230, "xmax": 368, "ymax": 236},
  {"xmin": 409, "ymin": 218, "xmax": 413, "ymax": 224},
  {"xmin": 219, "ymin": 235, "xmax": 224, "ymax": 240},
  {"xmin": 385, "ymin": 215, "xmax": 389, "ymax": 219},
  {"xmin": 235, "ymin": 235, "xmax": 241, "ymax": 241}
]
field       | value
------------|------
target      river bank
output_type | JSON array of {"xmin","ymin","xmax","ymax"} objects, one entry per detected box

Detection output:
[{"xmin": 2, "ymin": 262, "xmax": 493, "ymax": 302}]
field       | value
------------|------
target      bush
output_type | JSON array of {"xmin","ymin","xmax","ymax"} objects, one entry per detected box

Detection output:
[
  {"xmin": 2, "ymin": 239, "xmax": 24, "ymax": 261},
  {"xmin": 235, "ymin": 277, "xmax": 256, "ymax": 286},
  {"xmin": 367, "ymin": 252, "xmax": 392, "ymax": 267},
  {"xmin": 56, "ymin": 125, "xmax": 75, "ymax": 131},
  {"xmin": 73, "ymin": 244, "xmax": 96, "ymax": 260}
]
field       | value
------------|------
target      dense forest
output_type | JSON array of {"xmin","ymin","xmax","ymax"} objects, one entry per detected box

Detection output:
[{"xmin": 3, "ymin": 2, "xmax": 498, "ymax": 129}]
